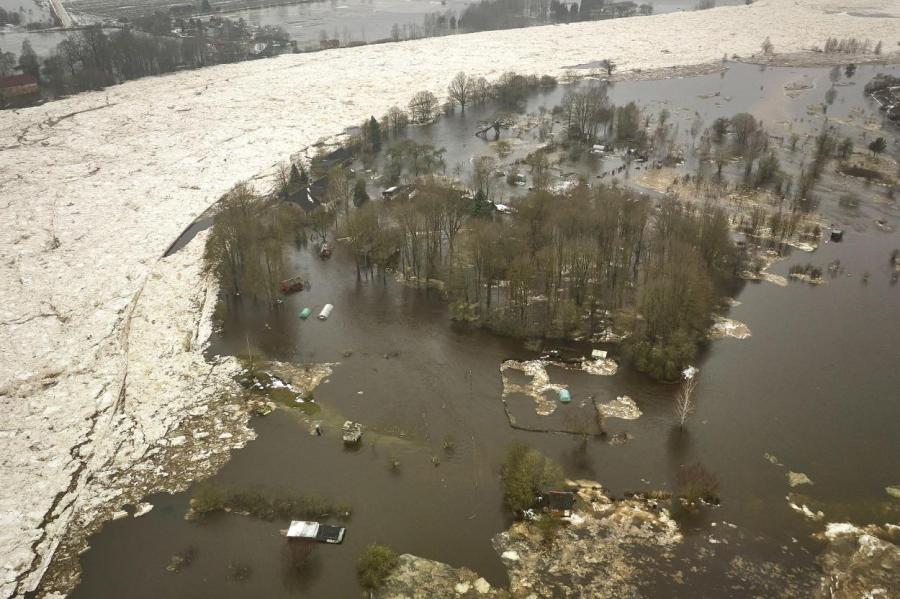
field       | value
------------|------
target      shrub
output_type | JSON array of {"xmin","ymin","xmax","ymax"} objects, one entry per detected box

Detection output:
[
  {"xmin": 500, "ymin": 443, "xmax": 564, "ymax": 514},
  {"xmin": 356, "ymin": 544, "xmax": 399, "ymax": 590},
  {"xmin": 676, "ymin": 462, "xmax": 720, "ymax": 504}
]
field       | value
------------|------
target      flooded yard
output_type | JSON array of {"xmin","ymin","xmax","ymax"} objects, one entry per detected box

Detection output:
[{"xmin": 69, "ymin": 62, "xmax": 900, "ymax": 597}]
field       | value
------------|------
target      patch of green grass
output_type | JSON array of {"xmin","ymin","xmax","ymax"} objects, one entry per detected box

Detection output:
[{"xmin": 295, "ymin": 401, "xmax": 321, "ymax": 416}]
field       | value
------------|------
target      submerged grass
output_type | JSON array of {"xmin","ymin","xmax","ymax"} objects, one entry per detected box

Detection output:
[{"xmin": 190, "ymin": 483, "xmax": 351, "ymax": 521}]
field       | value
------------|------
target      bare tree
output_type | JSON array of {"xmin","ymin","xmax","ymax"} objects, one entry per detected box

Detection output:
[
  {"xmin": 408, "ymin": 90, "xmax": 439, "ymax": 123},
  {"xmin": 448, "ymin": 71, "xmax": 474, "ymax": 113},
  {"xmin": 674, "ymin": 375, "xmax": 698, "ymax": 428}
]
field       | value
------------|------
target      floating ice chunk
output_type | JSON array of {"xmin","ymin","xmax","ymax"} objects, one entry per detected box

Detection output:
[
  {"xmin": 787, "ymin": 471, "xmax": 813, "ymax": 487},
  {"xmin": 597, "ymin": 396, "xmax": 641, "ymax": 420},
  {"xmin": 825, "ymin": 522, "xmax": 862, "ymax": 540},
  {"xmin": 710, "ymin": 316, "xmax": 751, "ymax": 340},
  {"xmin": 787, "ymin": 501, "xmax": 823, "ymax": 521},
  {"xmin": 581, "ymin": 357, "xmax": 618, "ymax": 376}
]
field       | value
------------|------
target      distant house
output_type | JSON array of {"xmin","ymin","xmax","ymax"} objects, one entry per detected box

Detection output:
[
  {"xmin": 314, "ymin": 146, "xmax": 353, "ymax": 172},
  {"xmin": 382, "ymin": 184, "xmax": 414, "ymax": 200},
  {"xmin": 285, "ymin": 180, "xmax": 323, "ymax": 213},
  {"xmin": 0, "ymin": 74, "xmax": 39, "ymax": 103}
]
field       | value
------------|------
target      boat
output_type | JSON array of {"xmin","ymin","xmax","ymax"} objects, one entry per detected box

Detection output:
[
  {"xmin": 286, "ymin": 520, "xmax": 346, "ymax": 544},
  {"xmin": 319, "ymin": 242, "xmax": 332, "ymax": 258},
  {"xmin": 318, "ymin": 304, "xmax": 334, "ymax": 320},
  {"xmin": 342, "ymin": 420, "xmax": 362, "ymax": 444},
  {"xmin": 280, "ymin": 276, "xmax": 306, "ymax": 294}
]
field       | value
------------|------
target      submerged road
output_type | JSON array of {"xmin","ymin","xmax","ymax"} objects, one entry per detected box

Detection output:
[{"xmin": 47, "ymin": 0, "xmax": 75, "ymax": 28}]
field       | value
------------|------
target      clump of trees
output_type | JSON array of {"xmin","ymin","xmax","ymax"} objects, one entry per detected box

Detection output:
[
  {"xmin": 500, "ymin": 443, "xmax": 564, "ymax": 514},
  {"xmin": 823, "ymin": 37, "xmax": 878, "ymax": 54},
  {"xmin": 203, "ymin": 183, "xmax": 307, "ymax": 304},
  {"xmin": 327, "ymin": 175, "xmax": 738, "ymax": 380},
  {"xmin": 356, "ymin": 544, "xmax": 399, "ymax": 591},
  {"xmin": 10, "ymin": 15, "xmax": 290, "ymax": 100}
]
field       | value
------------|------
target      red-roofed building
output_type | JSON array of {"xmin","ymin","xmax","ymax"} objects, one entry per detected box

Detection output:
[
  {"xmin": 1, "ymin": 74, "xmax": 38, "ymax": 95},
  {"xmin": 0, "ymin": 74, "xmax": 39, "ymax": 108}
]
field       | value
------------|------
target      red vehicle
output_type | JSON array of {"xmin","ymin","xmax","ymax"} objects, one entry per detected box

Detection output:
[
  {"xmin": 319, "ymin": 242, "xmax": 332, "ymax": 258},
  {"xmin": 280, "ymin": 277, "xmax": 306, "ymax": 294}
]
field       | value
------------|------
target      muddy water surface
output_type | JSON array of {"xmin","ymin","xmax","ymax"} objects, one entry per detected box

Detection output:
[{"xmin": 71, "ymin": 63, "xmax": 900, "ymax": 598}]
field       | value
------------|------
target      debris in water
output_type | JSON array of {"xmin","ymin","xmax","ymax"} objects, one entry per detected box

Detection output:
[
  {"xmin": 500, "ymin": 359, "xmax": 565, "ymax": 416},
  {"xmin": 581, "ymin": 356, "xmax": 618, "ymax": 376},
  {"xmin": 788, "ymin": 471, "xmax": 813, "ymax": 487},
  {"xmin": 787, "ymin": 498, "xmax": 824, "ymax": 521},
  {"xmin": 134, "ymin": 503, "xmax": 154, "ymax": 518},
  {"xmin": 165, "ymin": 548, "xmax": 196, "ymax": 573},
  {"xmin": 886, "ymin": 486, "xmax": 900, "ymax": 499},
  {"xmin": 764, "ymin": 453, "xmax": 783, "ymax": 466},
  {"xmin": 607, "ymin": 431, "xmax": 634, "ymax": 446},
  {"xmin": 682, "ymin": 366, "xmax": 699, "ymax": 380},
  {"xmin": 596, "ymin": 396, "xmax": 642, "ymax": 420}
]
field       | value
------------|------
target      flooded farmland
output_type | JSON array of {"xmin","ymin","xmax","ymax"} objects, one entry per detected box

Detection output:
[
  {"xmin": 220, "ymin": 0, "xmax": 745, "ymax": 49},
  {"xmin": 69, "ymin": 62, "xmax": 899, "ymax": 598}
]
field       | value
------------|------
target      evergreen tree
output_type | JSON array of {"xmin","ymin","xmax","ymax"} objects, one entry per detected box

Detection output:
[
  {"xmin": 18, "ymin": 40, "xmax": 40, "ymax": 80},
  {"xmin": 353, "ymin": 178, "xmax": 369, "ymax": 207},
  {"xmin": 369, "ymin": 116, "xmax": 382, "ymax": 150}
]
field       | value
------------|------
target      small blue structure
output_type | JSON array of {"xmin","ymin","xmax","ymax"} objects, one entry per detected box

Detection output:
[{"xmin": 558, "ymin": 389, "xmax": 571, "ymax": 404}]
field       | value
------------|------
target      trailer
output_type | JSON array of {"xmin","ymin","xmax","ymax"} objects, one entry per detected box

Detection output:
[
  {"xmin": 286, "ymin": 520, "xmax": 346, "ymax": 544},
  {"xmin": 318, "ymin": 304, "xmax": 334, "ymax": 320}
]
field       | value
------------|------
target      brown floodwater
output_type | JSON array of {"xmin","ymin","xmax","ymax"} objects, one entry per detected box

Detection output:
[{"xmin": 70, "ymin": 63, "xmax": 900, "ymax": 598}]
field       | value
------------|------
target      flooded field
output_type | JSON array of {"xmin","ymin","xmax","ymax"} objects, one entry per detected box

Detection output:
[
  {"xmin": 221, "ymin": 0, "xmax": 744, "ymax": 49},
  {"xmin": 69, "ymin": 62, "xmax": 899, "ymax": 597}
]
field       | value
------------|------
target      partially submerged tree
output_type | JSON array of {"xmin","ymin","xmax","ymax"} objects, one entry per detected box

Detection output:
[
  {"xmin": 447, "ymin": 71, "xmax": 474, "ymax": 112},
  {"xmin": 408, "ymin": 90, "xmax": 439, "ymax": 123},
  {"xmin": 869, "ymin": 136, "xmax": 887, "ymax": 158},
  {"xmin": 676, "ymin": 462, "xmax": 720, "ymax": 505},
  {"xmin": 500, "ymin": 443, "xmax": 564, "ymax": 515},
  {"xmin": 674, "ymin": 375, "xmax": 698, "ymax": 428}
]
